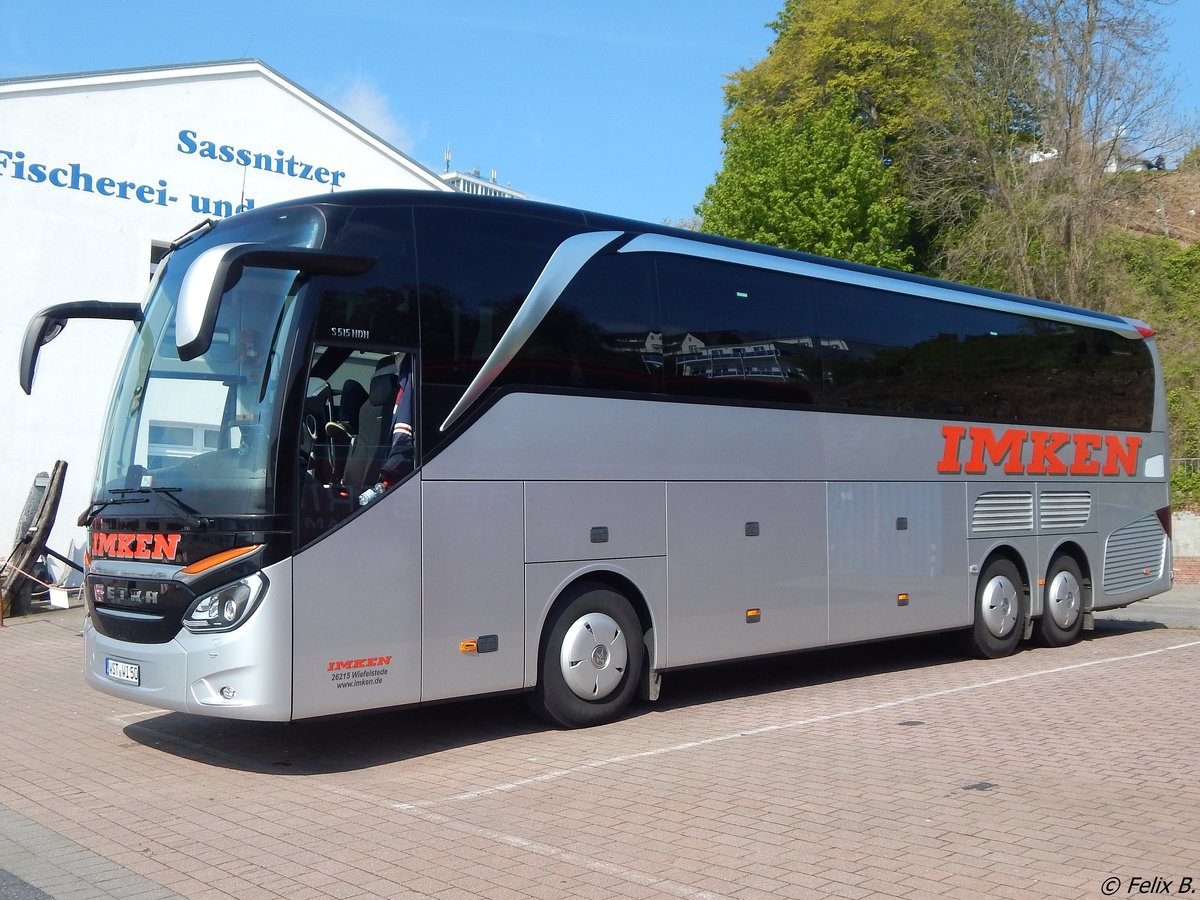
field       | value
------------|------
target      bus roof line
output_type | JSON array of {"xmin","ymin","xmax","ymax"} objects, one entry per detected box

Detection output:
[
  {"xmin": 619, "ymin": 233, "xmax": 1143, "ymax": 339},
  {"xmin": 439, "ymin": 230, "xmax": 626, "ymax": 433}
]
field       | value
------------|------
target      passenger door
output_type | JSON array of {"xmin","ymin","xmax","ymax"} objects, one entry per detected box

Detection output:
[{"xmin": 291, "ymin": 342, "xmax": 423, "ymax": 718}]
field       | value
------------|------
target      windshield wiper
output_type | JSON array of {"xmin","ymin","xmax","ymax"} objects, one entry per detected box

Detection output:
[
  {"xmin": 78, "ymin": 496, "xmax": 149, "ymax": 527},
  {"xmin": 121, "ymin": 487, "xmax": 209, "ymax": 529},
  {"xmin": 79, "ymin": 487, "xmax": 209, "ymax": 529}
]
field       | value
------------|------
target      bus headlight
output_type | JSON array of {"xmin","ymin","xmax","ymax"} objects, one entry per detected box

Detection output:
[{"xmin": 182, "ymin": 573, "xmax": 268, "ymax": 633}]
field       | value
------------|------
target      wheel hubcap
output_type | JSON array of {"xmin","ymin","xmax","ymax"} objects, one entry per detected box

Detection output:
[
  {"xmin": 560, "ymin": 612, "xmax": 628, "ymax": 701},
  {"xmin": 981, "ymin": 575, "xmax": 1019, "ymax": 638},
  {"xmin": 1047, "ymin": 570, "xmax": 1081, "ymax": 629}
]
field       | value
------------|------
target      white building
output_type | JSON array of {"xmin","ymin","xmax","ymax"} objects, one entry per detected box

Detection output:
[{"xmin": 0, "ymin": 60, "xmax": 451, "ymax": 564}]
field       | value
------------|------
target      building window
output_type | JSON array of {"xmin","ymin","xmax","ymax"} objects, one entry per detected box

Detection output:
[{"xmin": 146, "ymin": 420, "xmax": 220, "ymax": 469}]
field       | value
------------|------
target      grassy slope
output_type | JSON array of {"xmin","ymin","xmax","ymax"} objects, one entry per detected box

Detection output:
[{"xmin": 1100, "ymin": 172, "xmax": 1200, "ymax": 505}]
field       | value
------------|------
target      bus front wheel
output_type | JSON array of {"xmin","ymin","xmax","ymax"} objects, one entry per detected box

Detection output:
[
  {"xmin": 964, "ymin": 558, "xmax": 1024, "ymax": 659},
  {"xmin": 1037, "ymin": 555, "xmax": 1085, "ymax": 647},
  {"xmin": 531, "ymin": 583, "xmax": 643, "ymax": 728}
]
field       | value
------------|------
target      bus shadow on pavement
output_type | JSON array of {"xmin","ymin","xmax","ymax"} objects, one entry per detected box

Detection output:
[
  {"xmin": 116, "ymin": 632, "xmax": 956, "ymax": 773},
  {"xmin": 122, "ymin": 692, "xmax": 545, "ymax": 775},
  {"xmin": 121, "ymin": 620, "xmax": 1167, "ymax": 774},
  {"xmin": 1090, "ymin": 617, "xmax": 1169, "ymax": 634},
  {"xmin": 652, "ymin": 633, "xmax": 965, "ymax": 713},
  {"xmin": 654, "ymin": 617, "xmax": 1166, "ymax": 714}
]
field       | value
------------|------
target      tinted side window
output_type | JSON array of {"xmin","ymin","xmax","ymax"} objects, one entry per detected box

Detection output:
[
  {"xmin": 1080, "ymin": 329, "xmax": 1155, "ymax": 430},
  {"xmin": 958, "ymin": 309, "xmax": 1153, "ymax": 430},
  {"xmin": 813, "ymin": 279, "xmax": 1155, "ymax": 430},
  {"xmin": 814, "ymin": 280, "xmax": 965, "ymax": 416},
  {"xmin": 414, "ymin": 207, "xmax": 585, "ymax": 383},
  {"xmin": 952, "ymin": 305, "xmax": 1077, "ymax": 425},
  {"xmin": 507, "ymin": 253, "xmax": 661, "ymax": 394},
  {"xmin": 413, "ymin": 206, "xmax": 586, "ymax": 443},
  {"xmin": 658, "ymin": 256, "xmax": 819, "ymax": 405},
  {"xmin": 318, "ymin": 206, "xmax": 420, "ymax": 348}
]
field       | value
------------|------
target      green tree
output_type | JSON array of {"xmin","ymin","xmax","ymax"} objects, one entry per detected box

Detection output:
[
  {"xmin": 718, "ymin": 0, "xmax": 980, "ymax": 269},
  {"xmin": 716, "ymin": 0, "xmax": 1186, "ymax": 297},
  {"xmin": 904, "ymin": 0, "xmax": 1046, "ymax": 289},
  {"xmin": 1017, "ymin": 0, "xmax": 1184, "ymax": 307},
  {"xmin": 929, "ymin": 0, "xmax": 1186, "ymax": 308},
  {"xmin": 724, "ymin": 0, "xmax": 973, "ymax": 150},
  {"xmin": 697, "ymin": 100, "xmax": 912, "ymax": 269}
]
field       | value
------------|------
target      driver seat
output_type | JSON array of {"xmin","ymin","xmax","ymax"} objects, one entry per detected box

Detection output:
[{"xmin": 343, "ymin": 358, "xmax": 398, "ymax": 494}]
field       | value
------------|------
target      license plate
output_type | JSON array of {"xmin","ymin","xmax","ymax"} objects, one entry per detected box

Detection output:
[{"xmin": 105, "ymin": 658, "xmax": 140, "ymax": 685}]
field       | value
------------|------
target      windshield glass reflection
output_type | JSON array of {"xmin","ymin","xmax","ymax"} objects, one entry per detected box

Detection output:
[{"xmin": 93, "ymin": 207, "xmax": 326, "ymax": 519}]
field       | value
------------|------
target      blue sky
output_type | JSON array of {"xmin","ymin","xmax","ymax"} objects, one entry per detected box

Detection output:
[{"xmin": 2, "ymin": 1, "xmax": 1197, "ymax": 225}]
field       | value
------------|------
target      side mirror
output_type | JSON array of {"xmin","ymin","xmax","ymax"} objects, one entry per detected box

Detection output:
[
  {"xmin": 176, "ymin": 244, "xmax": 376, "ymax": 361},
  {"xmin": 20, "ymin": 301, "xmax": 143, "ymax": 395}
]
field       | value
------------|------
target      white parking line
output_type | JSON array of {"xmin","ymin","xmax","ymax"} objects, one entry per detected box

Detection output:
[
  {"xmin": 311, "ymin": 639, "xmax": 1200, "ymax": 899},
  {"xmin": 318, "ymin": 783, "xmax": 729, "ymax": 900},
  {"xmin": 386, "ymin": 638, "xmax": 1200, "ymax": 810},
  {"xmin": 106, "ymin": 709, "xmax": 162, "ymax": 725}
]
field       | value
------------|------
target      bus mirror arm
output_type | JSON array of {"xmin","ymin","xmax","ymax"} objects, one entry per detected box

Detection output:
[
  {"xmin": 176, "ymin": 245, "xmax": 377, "ymax": 362},
  {"xmin": 19, "ymin": 301, "xmax": 144, "ymax": 395}
]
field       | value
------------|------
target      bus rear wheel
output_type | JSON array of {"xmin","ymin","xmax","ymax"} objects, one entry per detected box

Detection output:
[
  {"xmin": 964, "ymin": 558, "xmax": 1024, "ymax": 659},
  {"xmin": 531, "ymin": 583, "xmax": 643, "ymax": 728},
  {"xmin": 1037, "ymin": 555, "xmax": 1085, "ymax": 647}
]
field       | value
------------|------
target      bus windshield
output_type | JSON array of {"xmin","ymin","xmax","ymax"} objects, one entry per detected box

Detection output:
[{"xmin": 92, "ymin": 207, "xmax": 327, "ymax": 519}]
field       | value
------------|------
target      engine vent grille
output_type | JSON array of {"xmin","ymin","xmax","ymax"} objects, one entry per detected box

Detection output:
[
  {"xmin": 972, "ymin": 492, "xmax": 1034, "ymax": 533},
  {"xmin": 1039, "ymin": 491, "xmax": 1092, "ymax": 530},
  {"xmin": 1103, "ymin": 515, "xmax": 1167, "ymax": 594}
]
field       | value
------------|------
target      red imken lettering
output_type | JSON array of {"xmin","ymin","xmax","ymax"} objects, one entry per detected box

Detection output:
[
  {"xmin": 936, "ymin": 425, "xmax": 1141, "ymax": 477},
  {"xmin": 325, "ymin": 657, "xmax": 393, "ymax": 672},
  {"xmin": 91, "ymin": 532, "xmax": 182, "ymax": 561}
]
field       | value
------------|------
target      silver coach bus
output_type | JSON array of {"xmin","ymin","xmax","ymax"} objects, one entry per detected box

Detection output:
[{"xmin": 21, "ymin": 190, "xmax": 1172, "ymax": 727}]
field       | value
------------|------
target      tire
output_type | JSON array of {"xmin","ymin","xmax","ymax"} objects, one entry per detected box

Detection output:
[
  {"xmin": 1037, "ymin": 555, "xmax": 1085, "ymax": 647},
  {"xmin": 530, "ymin": 583, "xmax": 644, "ymax": 728},
  {"xmin": 963, "ymin": 557, "xmax": 1024, "ymax": 659}
]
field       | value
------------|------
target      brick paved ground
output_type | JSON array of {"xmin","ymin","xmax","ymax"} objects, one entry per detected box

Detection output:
[{"xmin": 1, "ymin": 597, "xmax": 1198, "ymax": 899}]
